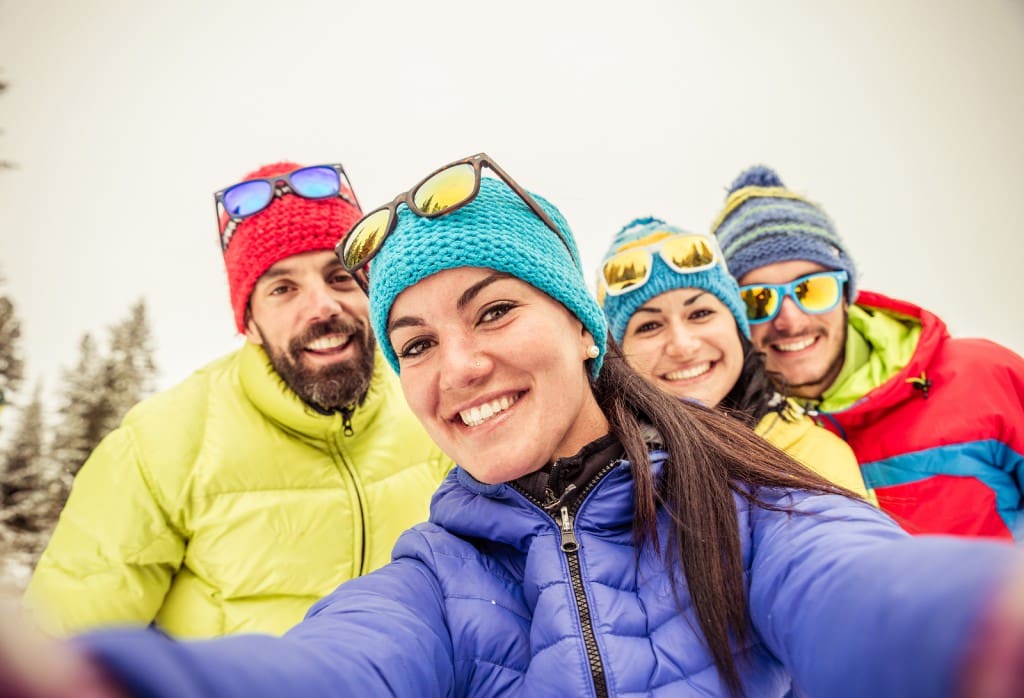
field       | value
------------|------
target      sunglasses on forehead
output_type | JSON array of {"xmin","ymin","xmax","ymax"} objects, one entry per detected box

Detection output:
[
  {"xmin": 336, "ymin": 153, "xmax": 573, "ymax": 292},
  {"xmin": 214, "ymin": 163, "xmax": 360, "ymax": 252},
  {"xmin": 597, "ymin": 232, "xmax": 724, "ymax": 306},
  {"xmin": 738, "ymin": 270, "xmax": 848, "ymax": 324}
]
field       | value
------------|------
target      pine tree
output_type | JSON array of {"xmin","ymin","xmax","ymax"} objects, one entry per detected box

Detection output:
[
  {"xmin": 50, "ymin": 334, "xmax": 111, "ymax": 477},
  {"xmin": 50, "ymin": 300, "xmax": 158, "ymax": 477},
  {"xmin": 103, "ymin": 299, "xmax": 157, "ymax": 421},
  {"xmin": 0, "ymin": 273, "xmax": 24, "ymax": 411},
  {"xmin": 0, "ymin": 383, "xmax": 64, "ymax": 538}
]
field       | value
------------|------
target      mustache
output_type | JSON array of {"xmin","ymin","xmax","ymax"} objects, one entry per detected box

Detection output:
[
  {"xmin": 760, "ymin": 327, "xmax": 824, "ymax": 345},
  {"xmin": 289, "ymin": 317, "xmax": 368, "ymax": 355}
]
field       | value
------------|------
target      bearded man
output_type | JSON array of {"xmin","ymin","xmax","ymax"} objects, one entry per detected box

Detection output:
[{"xmin": 25, "ymin": 162, "xmax": 452, "ymax": 638}]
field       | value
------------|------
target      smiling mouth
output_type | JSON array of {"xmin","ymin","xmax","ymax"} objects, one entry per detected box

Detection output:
[
  {"xmin": 772, "ymin": 336, "xmax": 817, "ymax": 353},
  {"xmin": 304, "ymin": 333, "xmax": 354, "ymax": 355},
  {"xmin": 663, "ymin": 362, "xmax": 712, "ymax": 381},
  {"xmin": 458, "ymin": 393, "xmax": 521, "ymax": 427}
]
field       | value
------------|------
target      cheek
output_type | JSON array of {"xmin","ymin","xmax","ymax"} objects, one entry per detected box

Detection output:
[
  {"xmin": 620, "ymin": 336, "xmax": 660, "ymax": 377},
  {"xmin": 824, "ymin": 307, "xmax": 847, "ymax": 338},
  {"xmin": 722, "ymin": 333, "xmax": 745, "ymax": 384},
  {"xmin": 399, "ymin": 368, "xmax": 437, "ymax": 429},
  {"xmin": 748, "ymin": 323, "xmax": 771, "ymax": 347}
]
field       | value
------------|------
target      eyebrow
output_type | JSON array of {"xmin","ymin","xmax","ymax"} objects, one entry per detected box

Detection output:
[
  {"xmin": 387, "ymin": 271, "xmax": 514, "ymax": 335},
  {"xmin": 457, "ymin": 272, "xmax": 513, "ymax": 311},
  {"xmin": 258, "ymin": 265, "xmax": 295, "ymax": 282},
  {"xmin": 634, "ymin": 290, "xmax": 707, "ymax": 313}
]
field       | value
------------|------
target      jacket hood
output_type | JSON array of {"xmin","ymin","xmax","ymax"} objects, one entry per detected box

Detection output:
[{"xmin": 821, "ymin": 290, "xmax": 948, "ymax": 415}]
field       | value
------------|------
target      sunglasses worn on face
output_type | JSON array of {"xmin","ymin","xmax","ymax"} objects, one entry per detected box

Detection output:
[
  {"xmin": 214, "ymin": 164, "xmax": 360, "ymax": 252},
  {"xmin": 738, "ymin": 270, "xmax": 848, "ymax": 324},
  {"xmin": 336, "ymin": 153, "xmax": 572, "ymax": 291},
  {"xmin": 597, "ymin": 232, "xmax": 723, "ymax": 306}
]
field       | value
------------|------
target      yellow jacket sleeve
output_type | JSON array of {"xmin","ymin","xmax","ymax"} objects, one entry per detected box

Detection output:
[
  {"xmin": 756, "ymin": 408, "xmax": 877, "ymax": 505},
  {"xmin": 23, "ymin": 425, "xmax": 186, "ymax": 635}
]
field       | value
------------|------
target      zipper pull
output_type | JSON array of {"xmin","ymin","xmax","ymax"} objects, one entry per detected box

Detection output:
[
  {"xmin": 341, "ymin": 406, "xmax": 355, "ymax": 437},
  {"xmin": 559, "ymin": 506, "xmax": 579, "ymax": 553}
]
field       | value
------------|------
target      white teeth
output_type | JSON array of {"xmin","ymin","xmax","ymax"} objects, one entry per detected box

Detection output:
[
  {"xmin": 306, "ymin": 334, "xmax": 350, "ymax": 351},
  {"xmin": 775, "ymin": 337, "xmax": 815, "ymax": 352},
  {"xmin": 665, "ymin": 363, "xmax": 711, "ymax": 381},
  {"xmin": 459, "ymin": 394, "xmax": 518, "ymax": 427}
]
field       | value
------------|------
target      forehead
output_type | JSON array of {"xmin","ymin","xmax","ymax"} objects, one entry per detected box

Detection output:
[
  {"xmin": 737, "ymin": 259, "xmax": 832, "ymax": 286},
  {"xmin": 637, "ymin": 287, "xmax": 718, "ymax": 311},
  {"xmin": 256, "ymin": 249, "xmax": 339, "ymax": 281}
]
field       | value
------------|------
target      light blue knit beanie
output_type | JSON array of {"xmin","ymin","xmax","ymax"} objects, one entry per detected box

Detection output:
[
  {"xmin": 711, "ymin": 165, "xmax": 858, "ymax": 301},
  {"xmin": 369, "ymin": 177, "xmax": 608, "ymax": 378},
  {"xmin": 598, "ymin": 217, "xmax": 750, "ymax": 345}
]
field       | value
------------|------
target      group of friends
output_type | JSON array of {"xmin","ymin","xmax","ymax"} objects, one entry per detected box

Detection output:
[{"xmin": 5, "ymin": 153, "xmax": 1024, "ymax": 697}]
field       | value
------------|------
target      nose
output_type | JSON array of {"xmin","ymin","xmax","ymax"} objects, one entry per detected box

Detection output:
[
  {"xmin": 772, "ymin": 295, "xmax": 808, "ymax": 332},
  {"xmin": 303, "ymin": 282, "xmax": 344, "ymax": 323},
  {"xmin": 438, "ymin": 334, "xmax": 492, "ymax": 392},
  {"xmin": 664, "ymin": 322, "xmax": 700, "ymax": 359}
]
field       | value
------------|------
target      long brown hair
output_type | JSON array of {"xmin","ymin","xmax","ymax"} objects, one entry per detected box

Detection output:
[{"xmin": 593, "ymin": 337, "xmax": 858, "ymax": 696}]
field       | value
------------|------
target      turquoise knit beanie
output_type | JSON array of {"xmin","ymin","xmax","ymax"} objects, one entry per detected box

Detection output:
[
  {"xmin": 598, "ymin": 217, "xmax": 750, "ymax": 345},
  {"xmin": 369, "ymin": 176, "xmax": 608, "ymax": 378}
]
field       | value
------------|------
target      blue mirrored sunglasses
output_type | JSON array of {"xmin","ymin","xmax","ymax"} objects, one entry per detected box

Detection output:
[{"xmin": 214, "ymin": 164, "xmax": 360, "ymax": 251}]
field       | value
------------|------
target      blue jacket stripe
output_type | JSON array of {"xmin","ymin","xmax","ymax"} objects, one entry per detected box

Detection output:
[{"xmin": 861, "ymin": 440, "xmax": 1024, "ymax": 533}]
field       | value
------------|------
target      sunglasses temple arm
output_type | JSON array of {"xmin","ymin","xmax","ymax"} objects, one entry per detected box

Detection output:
[
  {"xmin": 352, "ymin": 267, "xmax": 370, "ymax": 296},
  {"xmin": 479, "ymin": 157, "xmax": 575, "ymax": 259}
]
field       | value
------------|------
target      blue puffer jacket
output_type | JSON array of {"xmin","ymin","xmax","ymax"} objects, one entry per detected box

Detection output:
[{"xmin": 85, "ymin": 450, "xmax": 1013, "ymax": 697}]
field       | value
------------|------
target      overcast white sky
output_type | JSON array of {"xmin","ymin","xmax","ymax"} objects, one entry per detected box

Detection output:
[{"xmin": 1, "ymin": 0, "xmax": 1022, "ymax": 419}]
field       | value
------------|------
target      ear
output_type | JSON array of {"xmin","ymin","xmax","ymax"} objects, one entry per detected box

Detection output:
[
  {"xmin": 580, "ymin": 325, "xmax": 597, "ymax": 359},
  {"xmin": 244, "ymin": 306, "xmax": 264, "ymax": 346}
]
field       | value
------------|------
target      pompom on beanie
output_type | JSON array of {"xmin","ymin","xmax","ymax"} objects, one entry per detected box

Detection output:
[{"xmin": 711, "ymin": 165, "xmax": 858, "ymax": 301}]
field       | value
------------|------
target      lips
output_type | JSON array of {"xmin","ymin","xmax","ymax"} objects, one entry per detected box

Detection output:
[
  {"xmin": 771, "ymin": 336, "xmax": 817, "ymax": 353},
  {"xmin": 304, "ymin": 333, "xmax": 353, "ymax": 354},
  {"xmin": 456, "ymin": 392, "xmax": 521, "ymax": 427},
  {"xmin": 663, "ymin": 362, "xmax": 712, "ymax": 381}
]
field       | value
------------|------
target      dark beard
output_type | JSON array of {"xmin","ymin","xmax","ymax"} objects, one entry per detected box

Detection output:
[{"xmin": 259, "ymin": 318, "xmax": 376, "ymax": 412}]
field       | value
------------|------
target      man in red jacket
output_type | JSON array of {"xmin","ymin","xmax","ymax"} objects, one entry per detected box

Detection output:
[{"xmin": 712, "ymin": 164, "xmax": 1024, "ymax": 540}]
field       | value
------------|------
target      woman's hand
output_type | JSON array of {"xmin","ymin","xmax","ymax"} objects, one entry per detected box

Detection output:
[
  {"xmin": 0, "ymin": 595, "xmax": 126, "ymax": 698},
  {"xmin": 958, "ymin": 557, "xmax": 1024, "ymax": 698}
]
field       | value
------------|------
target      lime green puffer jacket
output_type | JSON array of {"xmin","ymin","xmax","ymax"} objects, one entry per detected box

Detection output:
[{"xmin": 25, "ymin": 342, "xmax": 452, "ymax": 638}]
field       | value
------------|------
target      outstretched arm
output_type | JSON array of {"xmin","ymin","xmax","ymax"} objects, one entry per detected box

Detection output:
[
  {"xmin": 748, "ymin": 492, "xmax": 1016, "ymax": 697},
  {"xmin": 81, "ymin": 536, "xmax": 455, "ymax": 698}
]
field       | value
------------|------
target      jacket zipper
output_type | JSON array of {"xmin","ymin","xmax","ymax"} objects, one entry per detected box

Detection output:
[
  {"xmin": 515, "ymin": 460, "xmax": 619, "ymax": 698},
  {"xmin": 558, "ymin": 505, "xmax": 608, "ymax": 698},
  {"xmin": 329, "ymin": 416, "xmax": 366, "ymax": 573}
]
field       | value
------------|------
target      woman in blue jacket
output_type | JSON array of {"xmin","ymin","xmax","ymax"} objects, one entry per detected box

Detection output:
[{"xmin": 7, "ymin": 153, "xmax": 1023, "ymax": 698}]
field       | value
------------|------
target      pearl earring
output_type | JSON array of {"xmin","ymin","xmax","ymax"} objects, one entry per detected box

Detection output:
[{"xmin": 586, "ymin": 344, "xmax": 600, "ymax": 359}]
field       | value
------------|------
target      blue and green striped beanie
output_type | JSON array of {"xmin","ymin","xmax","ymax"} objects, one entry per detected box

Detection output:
[
  {"xmin": 598, "ymin": 217, "xmax": 750, "ymax": 345},
  {"xmin": 368, "ymin": 176, "xmax": 608, "ymax": 378},
  {"xmin": 711, "ymin": 165, "xmax": 858, "ymax": 300}
]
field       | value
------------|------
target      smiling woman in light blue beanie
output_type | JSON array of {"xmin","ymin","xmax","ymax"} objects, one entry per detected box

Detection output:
[{"xmin": 600, "ymin": 217, "xmax": 750, "ymax": 347}]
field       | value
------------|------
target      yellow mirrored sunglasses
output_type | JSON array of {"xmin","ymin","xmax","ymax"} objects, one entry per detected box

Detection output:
[
  {"xmin": 738, "ymin": 270, "xmax": 848, "ymax": 324},
  {"xmin": 597, "ymin": 232, "xmax": 722, "ymax": 306},
  {"xmin": 336, "ymin": 153, "xmax": 570, "ymax": 291}
]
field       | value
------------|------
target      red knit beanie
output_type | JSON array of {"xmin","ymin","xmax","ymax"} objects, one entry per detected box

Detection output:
[{"xmin": 220, "ymin": 161, "xmax": 363, "ymax": 333}]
